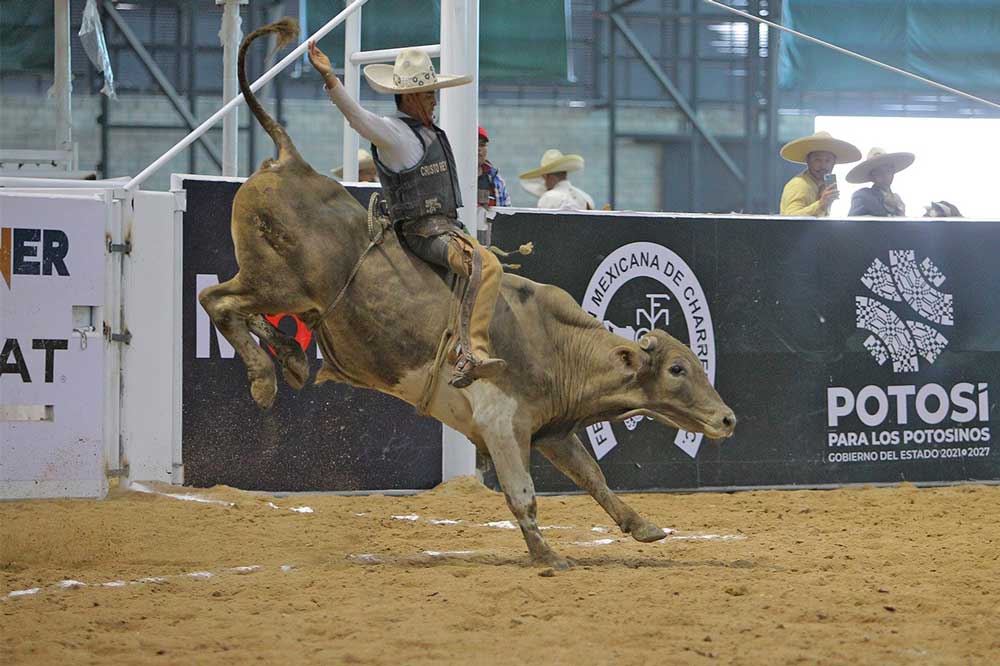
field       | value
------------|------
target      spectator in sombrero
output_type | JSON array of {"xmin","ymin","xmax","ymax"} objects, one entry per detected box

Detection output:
[
  {"xmin": 846, "ymin": 147, "xmax": 915, "ymax": 217},
  {"xmin": 519, "ymin": 149, "xmax": 594, "ymax": 210},
  {"xmin": 779, "ymin": 131, "xmax": 861, "ymax": 216},
  {"xmin": 331, "ymin": 148, "xmax": 378, "ymax": 183}
]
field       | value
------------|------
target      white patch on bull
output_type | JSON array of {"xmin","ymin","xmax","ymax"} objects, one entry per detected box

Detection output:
[
  {"xmin": 388, "ymin": 365, "xmax": 475, "ymax": 431},
  {"xmin": 466, "ymin": 383, "xmax": 520, "ymax": 437}
]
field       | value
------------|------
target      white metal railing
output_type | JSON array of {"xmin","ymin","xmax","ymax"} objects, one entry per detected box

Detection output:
[{"xmin": 123, "ymin": 0, "xmax": 371, "ymax": 191}]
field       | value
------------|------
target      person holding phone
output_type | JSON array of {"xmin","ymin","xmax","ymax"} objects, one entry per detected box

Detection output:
[{"xmin": 778, "ymin": 131, "xmax": 861, "ymax": 217}]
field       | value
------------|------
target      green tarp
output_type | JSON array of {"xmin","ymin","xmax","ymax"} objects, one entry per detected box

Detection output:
[
  {"xmin": 308, "ymin": 0, "xmax": 569, "ymax": 81},
  {"xmin": 779, "ymin": 0, "xmax": 1000, "ymax": 94},
  {"xmin": 0, "ymin": 0, "xmax": 55, "ymax": 71}
]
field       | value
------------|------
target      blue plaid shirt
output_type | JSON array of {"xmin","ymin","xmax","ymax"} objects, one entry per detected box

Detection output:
[{"xmin": 479, "ymin": 161, "xmax": 510, "ymax": 207}]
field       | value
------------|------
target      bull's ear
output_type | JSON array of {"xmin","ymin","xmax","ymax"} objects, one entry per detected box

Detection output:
[{"xmin": 609, "ymin": 344, "xmax": 643, "ymax": 379}]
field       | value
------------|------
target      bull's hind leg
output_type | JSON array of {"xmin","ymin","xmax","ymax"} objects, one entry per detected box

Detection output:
[
  {"xmin": 199, "ymin": 279, "xmax": 279, "ymax": 408},
  {"xmin": 246, "ymin": 315, "xmax": 309, "ymax": 390},
  {"xmin": 535, "ymin": 433, "xmax": 668, "ymax": 543}
]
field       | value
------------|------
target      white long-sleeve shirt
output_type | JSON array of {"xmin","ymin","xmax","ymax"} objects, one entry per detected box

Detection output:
[
  {"xmin": 537, "ymin": 179, "xmax": 595, "ymax": 210},
  {"xmin": 326, "ymin": 83, "xmax": 434, "ymax": 172}
]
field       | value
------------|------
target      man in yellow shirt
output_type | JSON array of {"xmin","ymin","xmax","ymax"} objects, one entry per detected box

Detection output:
[{"xmin": 779, "ymin": 131, "xmax": 861, "ymax": 216}]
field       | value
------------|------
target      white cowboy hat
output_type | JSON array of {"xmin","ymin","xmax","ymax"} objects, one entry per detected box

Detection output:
[
  {"xmin": 846, "ymin": 147, "xmax": 915, "ymax": 184},
  {"xmin": 331, "ymin": 149, "xmax": 374, "ymax": 178},
  {"xmin": 780, "ymin": 131, "xmax": 862, "ymax": 164},
  {"xmin": 363, "ymin": 48, "xmax": 471, "ymax": 95},
  {"xmin": 518, "ymin": 149, "xmax": 585, "ymax": 180}
]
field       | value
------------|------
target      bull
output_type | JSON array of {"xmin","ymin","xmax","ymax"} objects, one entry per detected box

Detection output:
[{"xmin": 199, "ymin": 19, "xmax": 736, "ymax": 569}]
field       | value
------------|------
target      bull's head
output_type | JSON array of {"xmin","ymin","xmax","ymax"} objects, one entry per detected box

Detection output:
[{"xmin": 608, "ymin": 329, "xmax": 736, "ymax": 439}]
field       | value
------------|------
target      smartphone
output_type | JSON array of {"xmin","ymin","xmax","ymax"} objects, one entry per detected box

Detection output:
[{"xmin": 823, "ymin": 173, "xmax": 837, "ymax": 188}]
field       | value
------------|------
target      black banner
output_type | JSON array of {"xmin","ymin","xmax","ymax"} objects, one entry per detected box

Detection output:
[
  {"xmin": 492, "ymin": 211, "xmax": 1000, "ymax": 491},
  {"xmin": 181, "ymin": 178, "xmax": 441, "ymax": 491}
]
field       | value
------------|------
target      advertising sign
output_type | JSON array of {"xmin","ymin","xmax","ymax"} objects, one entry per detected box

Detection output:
[
  {"xmin": 180, "ymin": 178, "xmax": 441, "ymax": 492},
  {"xmin": 0, "ymin": 192, "xmax": 107, "ymax": 498},
  {"xmin": 492, "ymin": 211, "xmax": 999, "ymax": 491}
]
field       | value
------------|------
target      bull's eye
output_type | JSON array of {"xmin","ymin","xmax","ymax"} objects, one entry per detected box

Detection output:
[{"xmin": 669, "ymin": 364, "xmax": 686, "ymax": 377}]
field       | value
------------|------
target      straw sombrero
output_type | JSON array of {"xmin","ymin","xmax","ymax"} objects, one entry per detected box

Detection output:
[
  {"xmin": 846, "ymin": 147, "xmax": 915, "ymax": 184},
  {"xmin": 331, "ymin": 149, "xmax": 374, "ymax": 178},
  {"xmin": 780, "ymin": 131, "xmax": 862, "ymax": 164},
  {"xmin": 363, "ymin": 48, "xmax": 471, "ymax": 95},
  {"xmin": 518, "ymin": 149, "xmax": 585, "ymax": 180}
]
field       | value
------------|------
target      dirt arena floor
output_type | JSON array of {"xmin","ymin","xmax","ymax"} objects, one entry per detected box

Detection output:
[{"xmin": 2, "ymin": 478, "xmax": 998, "ymax": 665}]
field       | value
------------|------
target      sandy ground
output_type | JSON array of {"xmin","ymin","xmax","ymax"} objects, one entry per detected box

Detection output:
[{"xmin": 1, "ymin": 478, "xmax": 998, "ymax": 665}]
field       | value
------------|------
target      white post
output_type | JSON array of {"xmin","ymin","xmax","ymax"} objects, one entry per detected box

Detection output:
[
  {"xmin": 218, "ymin": 0, "xmax": 247, "ymax": 177},
  {"xmin": 53, "ymin": 0, "xmax": 72, "ymax": 154},
  {"xmin": 439, "ymin": 0, "xmax": 480, "ymax": 480},
  {"xmin": 342, "ymin": 5, "xmax": 362, "ymax": 181}
]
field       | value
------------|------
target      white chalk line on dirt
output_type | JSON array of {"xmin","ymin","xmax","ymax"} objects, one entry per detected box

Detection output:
[
  {"xmin": 125, "ymin": 488, "xmax": 740, "ymax": 542},
  {"xmin": 130, "ymin": 483, "xmax": 314, "ymax": 514},
  {"xmin": 350, "ymin": 529, "xmax": 748, "ymax": 562},
  {"xmin": 4, "ymin": 563, "xmax": 293, "ymax": 600}
]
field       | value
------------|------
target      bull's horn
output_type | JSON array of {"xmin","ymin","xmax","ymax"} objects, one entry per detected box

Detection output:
[{"xmin": 638, "ymin": 335, "xmax": 658, "ymax": 351}]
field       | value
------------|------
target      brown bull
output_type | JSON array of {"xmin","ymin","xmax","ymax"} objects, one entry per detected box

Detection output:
[{"xmin": 199, "ymin": 19, "xmax": 736, "ymax": 569}]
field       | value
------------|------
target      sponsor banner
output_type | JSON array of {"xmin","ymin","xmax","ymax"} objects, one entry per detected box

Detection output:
[
  {"xmin": 1, "ymin": 193, "xmax": 107, "ymax": 498},
  {"xmin": 181, "ymin": 178, "xmax": 440, "ymax": 492},
  {"xmin": 492, "ymin": 212, "xmax": 999, "ymax": 491}
]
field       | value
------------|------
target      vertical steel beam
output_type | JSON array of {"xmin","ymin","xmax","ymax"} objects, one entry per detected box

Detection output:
[
  {"xmin": 609, "ymin": 10, "xmax": 744, "ymax": 184},
  {"xmin": 54, "ymin": 0, "xmax": 72, "ymax": 155},
  {"xmin": 608, "ymin": 1, "xmax": 617, "ymax": 208},
  {"xmin": 187, "ymin": 0, "xmax": 198, "ymax": 173},
  {"xmin": 765, "ymin": 0, "xmax": 782, "ymax": 213},
  {"xmin": 690, "ymin": 0, "xmax": 702, "ymax": 211},
  {"xmin": 103, "ymin": 0, "xmax": 224, "ymax": 170}
]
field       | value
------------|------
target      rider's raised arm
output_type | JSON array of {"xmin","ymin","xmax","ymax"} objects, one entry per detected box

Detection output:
[{"xmin": 324, "ymin": 82, "xmax": 405, "ymax": 154}]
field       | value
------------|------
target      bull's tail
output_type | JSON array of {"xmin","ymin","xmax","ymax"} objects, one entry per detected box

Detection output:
[{"xmin": 238, "ymin": 18, "xmax": 301, "ymax": 163}]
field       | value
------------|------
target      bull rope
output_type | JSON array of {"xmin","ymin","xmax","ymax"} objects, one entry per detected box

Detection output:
[
  {"xmin": 312, "ymin": 193, "xmax": 389, "ymax": 327},
  {"xmin": 416, "ymin": 275, "xmax": 465, "ymax": 416}
]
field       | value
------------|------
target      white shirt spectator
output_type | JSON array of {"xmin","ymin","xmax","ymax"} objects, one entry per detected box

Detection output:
[{"xmin": 537, "ymin": 180, "xmax": 595, "ymax": 210}]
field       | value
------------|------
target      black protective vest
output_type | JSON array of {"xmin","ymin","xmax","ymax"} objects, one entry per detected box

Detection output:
[{"xmin": 371, "ymin": 116, "xmax": 462, "ymax": 224}]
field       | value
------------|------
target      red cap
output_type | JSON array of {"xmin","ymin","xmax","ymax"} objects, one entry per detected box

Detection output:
[{"xmin": 478, "ymin": 126, "xmax": 489, "ymax": 142}]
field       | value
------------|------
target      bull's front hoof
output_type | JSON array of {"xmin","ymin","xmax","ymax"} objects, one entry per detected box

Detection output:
[
  {"xmin": 628, "ymin": 521, "xmax": 668, "ymax": 543},
  {"xmin": 250, "ymin": 376, "xmax": 277, "ymax": 409}
]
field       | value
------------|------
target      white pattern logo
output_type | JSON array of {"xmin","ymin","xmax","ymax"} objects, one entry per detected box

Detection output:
[
  {"xmin": 582, "ymin": 242, "xmax": 717, "ymax": 460},
  {"xmin": 856, "ymin": 250, "xmax": 953, "ymax": 373}
]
